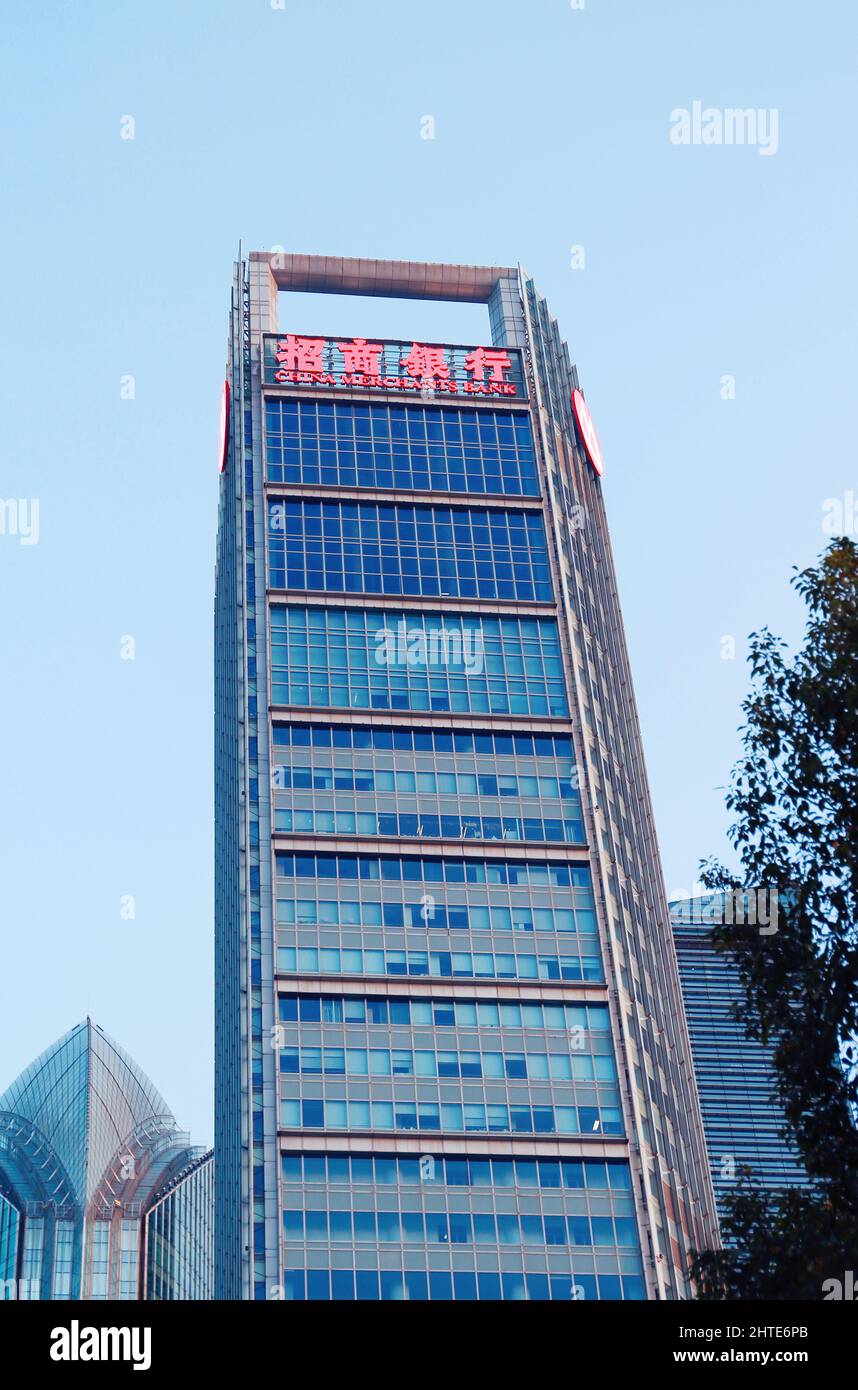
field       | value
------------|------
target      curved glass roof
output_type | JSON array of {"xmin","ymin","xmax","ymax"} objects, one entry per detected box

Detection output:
[{"xmin": 0, "ymin": 1020, "xmax": 177, "ymax": 1206}]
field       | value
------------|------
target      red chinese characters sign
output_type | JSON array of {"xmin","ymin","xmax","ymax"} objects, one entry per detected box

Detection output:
[{"xmin": 264, "ymin": 335, "xmax": 524, "ymax": 398}]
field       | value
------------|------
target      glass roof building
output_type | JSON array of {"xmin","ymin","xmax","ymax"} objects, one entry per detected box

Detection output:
[
  {"xmin": 215, "ymin": 254, "xmax": 719, "ymax": 1301},
  {"xmin": 670, "ymin": 894, "xmax": 809, "ymax": 1225},
  {"xmin": 0, "ymin": 1020, "xmax": 212, "ymax": 1300}
]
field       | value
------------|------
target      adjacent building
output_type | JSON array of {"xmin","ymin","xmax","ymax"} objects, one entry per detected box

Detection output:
[
  {"xmin": 0, "ymin": 1020, "xmax": 212, "ymax": 1300},
  {"xmin": 215, "ymin": 253, "xmax": 719, "ymax": 1301},
  {"xmin": 670, "ymin": 894, "xmax": 809, "ymax": 1222}
]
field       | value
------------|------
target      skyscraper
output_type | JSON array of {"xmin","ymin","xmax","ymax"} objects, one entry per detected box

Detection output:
[
  {"xmin": 670, "ymin": 894, "xmax": 809, "ymax": 1222},
  {"xmin": 215, "ymin": 253, "xmax": 719, "ymax": 1301},
  {"xmin": 0, "ymin": 1020, "xmax": 213, "ymax": 1300}
]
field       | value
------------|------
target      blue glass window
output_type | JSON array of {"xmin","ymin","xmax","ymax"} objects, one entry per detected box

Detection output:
[
  {"xmin": 268, "ymin": 500, "xmax": 552, "ymax": 602},
  {"xmin": 269, "ymin": 606, "xmax": 568, "ymax": 717},
  {"xmin": 265, "ymin": 400, "xmax": 538, "ymax": 497}
]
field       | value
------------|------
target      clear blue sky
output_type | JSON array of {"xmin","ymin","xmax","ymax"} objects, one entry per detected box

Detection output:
[{"xmin": 1, "ymin": 1, "xmax": 855, "ymax": 1145}]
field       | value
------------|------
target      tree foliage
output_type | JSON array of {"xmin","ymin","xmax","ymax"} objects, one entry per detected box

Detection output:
[{"xmin": 691, "ymin": 538, "xmax": 858, "ymax": 1299}]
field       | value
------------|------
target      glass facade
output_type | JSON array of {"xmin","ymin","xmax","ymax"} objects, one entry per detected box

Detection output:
[
  {"xmin": 20, "ymin": 1217, "xmax": 43, "ymax": 1299},
  {"xmin": 144, "ymin": 1155, "xmax": 215, "ymax": 1300},
  {"xmin": 0, "ymin": 1191, "xmax": 20, "ymax": 1293},
  {"xmin": 271, "ymin": 719, "xmax": 584, "ymax": 845},
  {"xmin": 277, "ymin": 989, "xmax": 621, "ymax": 1139},
  {"xmin": 275, "ymin": 851, "xmax": 601, "ymax": 985},
  {"xmin": 0, "ymin": 1021, "xmax": 213, "ymax": 1300},
  {"xmin": 214, "ymin": 261, "xmax": 247, "ymax": 1301},
  {"xmin": 214, "ymin": 253, "xmax": 719, "ymax": 1301},
  {"xmin": 670, "ymin": 896, "xmax": 809, "ymax": 1226},
  {"xmin": 264, "ymin": 400, "xmax": 538, "ymax": 495},
  {"xmin": 280, "ymin": 1152, "xmax": 643, "ymax": 1302},
  {"xmin": 270, "ymin": 607, "xmax": 568, "ymax": 716},
  {"xmin": 268, "ymin": 500, "xmax": 552, "ymax": 602}
]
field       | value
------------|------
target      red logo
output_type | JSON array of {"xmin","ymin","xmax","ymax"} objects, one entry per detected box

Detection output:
[
  {"xmin": 218, "ymin": 379, "xmax": 230, "ymax": 474},
  {"xmin": 571, "ymin": 388, "xmax": 604, "ymax": 477}
]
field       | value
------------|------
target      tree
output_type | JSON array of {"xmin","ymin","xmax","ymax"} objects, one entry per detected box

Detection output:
[
  {"xmin": 693, "ymin": 1182, "xmax": 854, "ymax": 1301},
  {"xmin": 691, "ymin": 538, "xmax": 858, "ymax": 1299}
]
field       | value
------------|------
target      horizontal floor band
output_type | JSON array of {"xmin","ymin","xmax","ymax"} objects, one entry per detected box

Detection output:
[
  {"xmin": 271, "ymin": 835, "xmax": 590, "ymax": 862},
  {"xmin": 264, "ymin": 483, "xmax": 545, "ymax": 510},
  {"xmin": 277, "ymin": 1132, "xmax": 628, "ymax": 1159},
  {"xmin": 266, "ymin": 590, "xmax": 558, "ymax": 618},
  {"xmin": 268, "ymin": 709, "xmax": 576, "ymax": 734},
  {"xmin": 273, "ymin": 974, "xmax": 607, "ymax": 1003}
]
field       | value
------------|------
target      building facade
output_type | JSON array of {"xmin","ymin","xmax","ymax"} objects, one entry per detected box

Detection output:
[
  {"xmin": 670, "ymin": 894, "xmax": 809, "ymax": 1222},
  {"xmin": 215, "ymin": 253, "xmax": 719, "ymax": 1301},
  {"xmin": 0, "ymin": 1020, "xmax": 212, "ymax": 1300}
]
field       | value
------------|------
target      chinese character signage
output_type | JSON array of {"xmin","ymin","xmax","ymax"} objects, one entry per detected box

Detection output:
[{"xmin": 263, "ymin": 334, "xmax": 526, "ymax": 399}]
